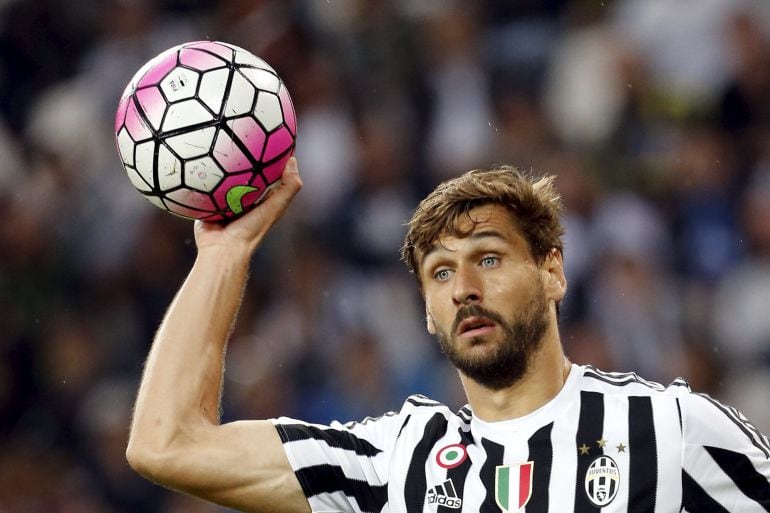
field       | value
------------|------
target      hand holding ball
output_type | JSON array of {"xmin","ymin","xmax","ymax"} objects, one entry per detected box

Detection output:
[{"xmin": 114, "ymin": 41, "xmax": 297, "ymax": 221}]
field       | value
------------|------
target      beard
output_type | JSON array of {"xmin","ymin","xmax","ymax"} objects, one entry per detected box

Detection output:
[{"xmin": 435, "ymin": 282, "xmax": 548, "ymax": 390}]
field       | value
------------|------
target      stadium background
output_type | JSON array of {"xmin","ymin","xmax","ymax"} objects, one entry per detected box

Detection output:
[{"xmin": 1, "ymin": 0, "xmax": 770, "ymax": 510}]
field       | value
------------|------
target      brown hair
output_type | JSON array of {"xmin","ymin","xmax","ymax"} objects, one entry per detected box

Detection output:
[{"xmin": 401, "ymin": 165, "xmax": 565, "ymax": 286}]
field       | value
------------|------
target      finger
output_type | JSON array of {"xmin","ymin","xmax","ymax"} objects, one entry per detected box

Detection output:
[
  {"xmin": 261, "ymin": 157, "xmax": 302, "ymax": 211},
  {"xmin": 225, "ymin": 157, "xmax": 301, "ymax": 234},
  {"xmin": 277, "ymin": 157, "xmax": 303, "ymax": 196}
]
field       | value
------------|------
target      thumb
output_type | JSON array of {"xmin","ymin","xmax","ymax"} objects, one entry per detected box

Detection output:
[
  {"xmin": 262, "ymin": 156, "xmax": 302, "ymax": 211},
  {"xmin": 278, "ymin": 156, "xmax": 303, "ymax": 196}
]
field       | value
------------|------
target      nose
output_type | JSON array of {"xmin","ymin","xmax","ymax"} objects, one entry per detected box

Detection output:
[{"xmin": 452, "ymin": 265, "xmax": 483, "ymax": 306}]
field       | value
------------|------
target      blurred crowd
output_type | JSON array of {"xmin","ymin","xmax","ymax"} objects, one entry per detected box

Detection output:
[{"xmin": 2, "ymin": 0, "xmax": 770, "ymax": 511}]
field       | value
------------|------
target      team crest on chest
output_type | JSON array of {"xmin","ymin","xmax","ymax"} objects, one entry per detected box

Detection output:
[
  {"xmin": 495, "ymin": 462, "xmax": 533, "ymax": 512},
  {"xmin": 584, "ymin": 455, "xmax": 620, "ymax": 506}
]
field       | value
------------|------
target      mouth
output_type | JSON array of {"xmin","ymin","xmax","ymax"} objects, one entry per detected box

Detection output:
[{"xmin": 457, "ymin": 316, "xmax": 497, "ymax": 338}]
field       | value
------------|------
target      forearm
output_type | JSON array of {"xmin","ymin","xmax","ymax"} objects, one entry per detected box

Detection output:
[{"xmin": 128, "ymin": 245, "xmax": 251, "ymax": 456}]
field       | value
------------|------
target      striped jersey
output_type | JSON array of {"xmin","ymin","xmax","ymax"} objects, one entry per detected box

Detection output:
[{"xmin": 270, "ymin": 364, "xmax": 770, "ymax": 512}]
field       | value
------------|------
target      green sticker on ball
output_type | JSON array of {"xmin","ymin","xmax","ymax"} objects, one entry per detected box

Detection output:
[{"xmin": 226, "ymin": 185, "xmax": 261, "ymax": 214}]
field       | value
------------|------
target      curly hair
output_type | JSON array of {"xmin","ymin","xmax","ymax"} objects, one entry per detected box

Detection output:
[{"xmin": 401, "ymin": 165, "xmax": 565, "ymax": 288}]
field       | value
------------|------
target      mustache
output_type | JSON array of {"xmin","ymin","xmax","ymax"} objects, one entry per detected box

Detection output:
[{"xmin": 452, "ymin": 304, "xmax": 506, "ymax": 334}]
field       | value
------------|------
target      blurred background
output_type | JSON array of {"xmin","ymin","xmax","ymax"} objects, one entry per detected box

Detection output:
[{"xmin": 2, "ymin": 0, "xmax": 770, "ymax": 510}]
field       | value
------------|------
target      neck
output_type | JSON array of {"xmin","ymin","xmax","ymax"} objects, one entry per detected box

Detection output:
[{"xmin": 461, "ymin": 324, "xmax": 571, "ymax": 422}]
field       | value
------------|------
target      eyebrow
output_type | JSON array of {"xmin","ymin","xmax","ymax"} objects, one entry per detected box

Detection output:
[{"xmin": 420, "ymin": 229, "xmax": 509, "ymax": 265}]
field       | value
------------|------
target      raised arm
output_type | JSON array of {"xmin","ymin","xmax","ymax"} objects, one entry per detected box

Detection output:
[{"xmin": 126, "ymin": 158, "xmax": 310, "ymax": 513}]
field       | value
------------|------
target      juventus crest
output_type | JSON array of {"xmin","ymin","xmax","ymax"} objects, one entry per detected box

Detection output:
[{"xmin": 584, "ymin": 455, "xmax": 620, "ymax": 506}]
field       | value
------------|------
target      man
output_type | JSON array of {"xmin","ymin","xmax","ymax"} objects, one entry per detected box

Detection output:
[{"xmin": 127, "ymin": 158, "xmax": 770, "ymax": 512}]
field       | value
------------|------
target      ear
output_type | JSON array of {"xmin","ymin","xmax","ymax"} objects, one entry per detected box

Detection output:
[
  {"xmin": 426, "ymin": 305, "xmax": 436, "ymax": 335},
  {"xmin": 542, "ymin": 248, "xmax": 567, "ymax": 302}
]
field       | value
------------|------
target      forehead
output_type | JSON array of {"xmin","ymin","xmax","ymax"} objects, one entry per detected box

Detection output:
[
  {"xmin": 452, "ymin": 203, "xmax": 517, "ymax": 234},
  {"xmin": 419, "ymin": 204, "xmax": 522, "ymax": 260}
]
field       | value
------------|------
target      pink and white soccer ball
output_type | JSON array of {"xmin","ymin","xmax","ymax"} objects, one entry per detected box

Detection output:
[{"xmin": 114, "ymin": 41, "xmax": 297, "ymax": 221}]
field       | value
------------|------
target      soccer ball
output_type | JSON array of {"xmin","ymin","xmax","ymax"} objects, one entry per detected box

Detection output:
[{"xmin": 114, "ymin": 41, "xmax": 297, "ymax": 221}]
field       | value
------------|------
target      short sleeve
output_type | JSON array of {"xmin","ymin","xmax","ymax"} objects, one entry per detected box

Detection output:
[
  {"xmin": 679, "ymin": 391, "xmax": 770, "ymax": 511},
  {"xmin": 270, "ymin": 410, "xmax": 407, "ymax": 513}
]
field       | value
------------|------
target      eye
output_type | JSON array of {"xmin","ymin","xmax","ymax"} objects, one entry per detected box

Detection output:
[
  {"xmin": 480, "ymin": 256, "xmax": 499, "ymax": 268},
  {"xmin": 434, "ymin": 268, "xmax": 453, "ymax": 282}
]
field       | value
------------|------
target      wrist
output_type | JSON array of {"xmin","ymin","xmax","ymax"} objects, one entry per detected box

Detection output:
[{"xmin": 195, "ymin": 242, "xmax": 253, "ymax": 271}]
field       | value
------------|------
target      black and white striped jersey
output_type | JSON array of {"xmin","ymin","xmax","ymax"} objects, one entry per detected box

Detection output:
[{"xmin": 270, "ymin": 364, "xmax": 770, "ymax": 512}]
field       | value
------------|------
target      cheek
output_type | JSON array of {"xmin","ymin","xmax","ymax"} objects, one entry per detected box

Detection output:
[
  {"xmin": 485, "ymin": 274, "xmax": 514, "ymax": 299},
  {"xmin": 426, "ymin": 310, "xmax": 437, "ymax": 334},
  {"xmin": 424, "ymin": 295, "xmax": 451, "ymax": 332},
  {"xmin": 487, "ymin": 269, "xmax": 539, "ymax": 305}
]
